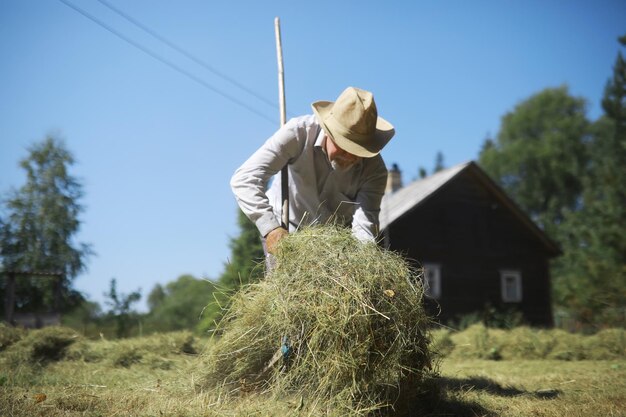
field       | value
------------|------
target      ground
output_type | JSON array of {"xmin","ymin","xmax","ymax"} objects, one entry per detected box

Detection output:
[
  {"xmin": 437, "ymin": 359, "xmax": 625, "ymax": 417},
  {"xmin": 1, "ymin": 350, "xmax": 624, "ymax": 415},
  {"xmin": 1, "ymin": 328, "xmax": 624, "ymax": 416}
]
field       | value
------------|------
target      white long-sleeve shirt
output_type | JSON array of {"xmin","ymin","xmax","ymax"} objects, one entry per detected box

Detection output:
[{"xmin": 230, "ymin": 115, "xmax": 388, "ymax": 242}]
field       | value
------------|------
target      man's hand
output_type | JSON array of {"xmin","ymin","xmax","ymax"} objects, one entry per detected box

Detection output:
[{"xmin": 265, "ymin": 227, "xmax": 289, "ymax": 255}]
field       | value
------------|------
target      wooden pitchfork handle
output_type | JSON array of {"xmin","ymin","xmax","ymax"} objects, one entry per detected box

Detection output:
[{"xmin": 275, "ymin": 17, "xmax": 289, "ymax": 230}]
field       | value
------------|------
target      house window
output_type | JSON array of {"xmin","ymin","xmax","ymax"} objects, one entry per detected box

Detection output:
[
  {"xmin": 423, "ymin": 263, "xmax": 441, "ymax": 299},
  {"xmin": 500, "ymin": 270, "xmax": 522, "ymax": 302}
]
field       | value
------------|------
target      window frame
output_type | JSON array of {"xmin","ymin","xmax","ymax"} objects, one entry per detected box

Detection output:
[
  {"xmin": 423, "ymin": 263, "xmax": 442, "ymax": 299},
  {"xmin": 500, "ymin": 269, "xmax": 522, "ymax": 303}
]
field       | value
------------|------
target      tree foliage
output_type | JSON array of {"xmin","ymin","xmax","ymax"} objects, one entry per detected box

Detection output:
[
  {"xmin": 479, "ymin": 86, "xmax": 590, "ymax": 239},
  {"xmin": 146, "ymin": 274, "xmax": 216, "ymax": 332},
  {"xmin": 104, "ymin": 278, "xmax": 141, "ymax": 338},
  {"xmin": 197, "ymin": 209, "xmax": 264, "ymax": 332},
  {"xmin": 553, "ymin": 37, "xmax": 626, "ymax": 326},
  {"xmin": 219, "ymin": 209, "xmax": 265, "ymax": 288},
  {"xmin": 433, "ymin": 151, "xmax": 445, "ymax": 173},
  {"xmin": 479, "ymin": 38, "xmax": 626, "ymax": 328},
  {"xmin": 0, "ymin": 137, "xmax": 92, "ymax": 312},
  {"xmin": 61, "ymin": 299, "xmax": 102, "ymax": 334}
]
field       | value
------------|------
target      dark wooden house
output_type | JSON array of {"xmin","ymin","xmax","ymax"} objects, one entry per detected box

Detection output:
[{"xmin": 380, "ymin": 161, "xmax": 560, "ymax": 326}]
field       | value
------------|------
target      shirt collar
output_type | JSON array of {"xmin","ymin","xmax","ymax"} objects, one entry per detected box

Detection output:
[{"xmin": 314, "ymin": 125, "xmax": 327, "ymax": 149}]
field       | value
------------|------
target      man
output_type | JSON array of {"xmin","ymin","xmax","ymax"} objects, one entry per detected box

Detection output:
[{"xmin": 231, "ymin": 86, "xmax": 394, "ymax": 255}]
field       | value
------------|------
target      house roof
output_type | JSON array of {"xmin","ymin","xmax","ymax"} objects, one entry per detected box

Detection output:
[{"xmin": 379, "ymin": 161, "xmax": 561, "ymax": 256}]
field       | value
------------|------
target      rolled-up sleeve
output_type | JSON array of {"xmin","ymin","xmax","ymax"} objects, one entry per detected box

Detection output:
[
  {"xmin": 351, "ymin": 157, "xmax": 388, "ymax": 242},
  {"xmin": 230, "ymin": 119, "xmax": 304, "ymax": 237}
]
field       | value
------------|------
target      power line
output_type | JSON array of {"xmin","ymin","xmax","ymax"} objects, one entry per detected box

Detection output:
[
  {"xmin": 56, "ymin": 0, "xmax": 276, "ymax": 124},
  {"xmin": 94, "ymin": 0, "xmax": 279, "ymax": 110}
]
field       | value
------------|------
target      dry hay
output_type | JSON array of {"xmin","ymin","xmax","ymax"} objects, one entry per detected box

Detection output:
[
  {"xmin": 65, "ymin": 330, "xmax": 199, "ymax": 366},
  {"xmin": 436, "ymin": 324, "xmax": 626, "ymax": 361},
  {"xmin": 0, "ymin": 323, "xmax": 25, "ymax": 351},
  {"xmin": 200, "ymin": 226, "xmax": 434, "ymax": 415},
  {"xmin": 3, "ymin": 326, "xmax": 79, "ymax": 366}
]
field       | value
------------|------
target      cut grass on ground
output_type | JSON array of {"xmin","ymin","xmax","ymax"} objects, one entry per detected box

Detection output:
[
  {"xmin": 438, "ymin": 359, "xmax": 626, "ymax": 417},
  {"xmin": 1, "ymin": 329, "xmax": 624, "ymax": 416}
]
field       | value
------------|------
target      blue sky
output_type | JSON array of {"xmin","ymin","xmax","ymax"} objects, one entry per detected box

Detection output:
[{"xmin": 1, "ymin": 0, "xmax": 624, "ymax": 311}]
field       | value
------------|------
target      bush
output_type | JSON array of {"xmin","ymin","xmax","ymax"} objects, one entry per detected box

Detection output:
[{"xmin": 448, "ymin": 305, "xmax": 525, "ymax": 330}]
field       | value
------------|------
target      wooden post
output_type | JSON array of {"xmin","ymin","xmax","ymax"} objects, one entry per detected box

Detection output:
[
  {"xmin": 4, "ymin": 272, "xmax": 16, "ymax": 324},
  {"xmin": 275, "ymin": 17, "xmax": 289, "ymax": 230}
]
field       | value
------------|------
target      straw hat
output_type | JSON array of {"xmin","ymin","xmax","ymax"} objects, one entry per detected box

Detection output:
[{"xmin": 311, "ymin": 87, "xmax": 395, "ymax": 158}]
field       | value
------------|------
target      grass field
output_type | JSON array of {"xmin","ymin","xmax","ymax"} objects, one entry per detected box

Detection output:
[
  {"xmin": 437, "ymin": 359, "xmax": 625, "ymax": 417},
  {"xmin": 1, "ymin": 326, "xmax": 624, "ymax": 416}
]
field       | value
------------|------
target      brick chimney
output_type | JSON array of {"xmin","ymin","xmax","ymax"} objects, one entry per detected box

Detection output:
[{"xmin": 386, "ymin": 163, "xmax": 402, "ymax": 194}]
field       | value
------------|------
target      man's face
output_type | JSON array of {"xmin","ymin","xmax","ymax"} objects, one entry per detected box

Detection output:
[{"xmin": 325, "ymin": 135, "xmax": 361, "ymax": 171}]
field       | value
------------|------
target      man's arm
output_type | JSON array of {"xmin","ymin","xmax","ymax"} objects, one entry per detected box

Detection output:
[
  {"xmin": 351, "ymin": 158, "xmax": 388, "ymax": 242},
  {"xmin": 230, "ymin": 118, "xmax": 304, "ymax": 238}
]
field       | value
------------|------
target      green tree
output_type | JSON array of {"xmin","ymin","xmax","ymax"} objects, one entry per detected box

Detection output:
[
  {"xmin": 147, "ymin": 283, "xmax": 166, "ymax": 311},
  {"xmin": 478, "ymin": 86, "xmax": 591, "ymax": 239},
  {"xmin": 104, "ymin": 278, "xmax": 141, "ymax": 338},
  {"xmin": 218, "ymin": 209, "xmax": 265, "ymax": 288},
  {"xmin": 197, "ymin": 209, "xmax": 264, "ymax": 332},
  {"xmin": 433, "ymin": 151, "xmax": 445, "ymax": 173},
  {"xmin": 0, "ymin": 137, "xmax": 93, "ymax": 313},
  {"xmin": 62, "ymin": 299, "xmax": 102, "ymax": 335},
  {"xmin": 554, "ymin": 37, "xmax": 626, "ymax": 326},
  {"xmin": 145, "ymin": 274, "xmax": 216, "ymax": 333}
]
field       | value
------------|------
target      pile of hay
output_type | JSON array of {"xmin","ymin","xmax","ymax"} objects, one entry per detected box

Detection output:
[
  {"xmin": 3, "ymin": 326, "xmax": 79, "ymax": 367},
  {"xmin": 432, "ymin": 324, "xmax": 626, "ymax": 361},
  {"xmin": 200, "ymin": 226, "xmax": 434, "ymax": 415},
  {"xmin": 0, "ymin": 323, "xmax": 25, "ymax": 352}
]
